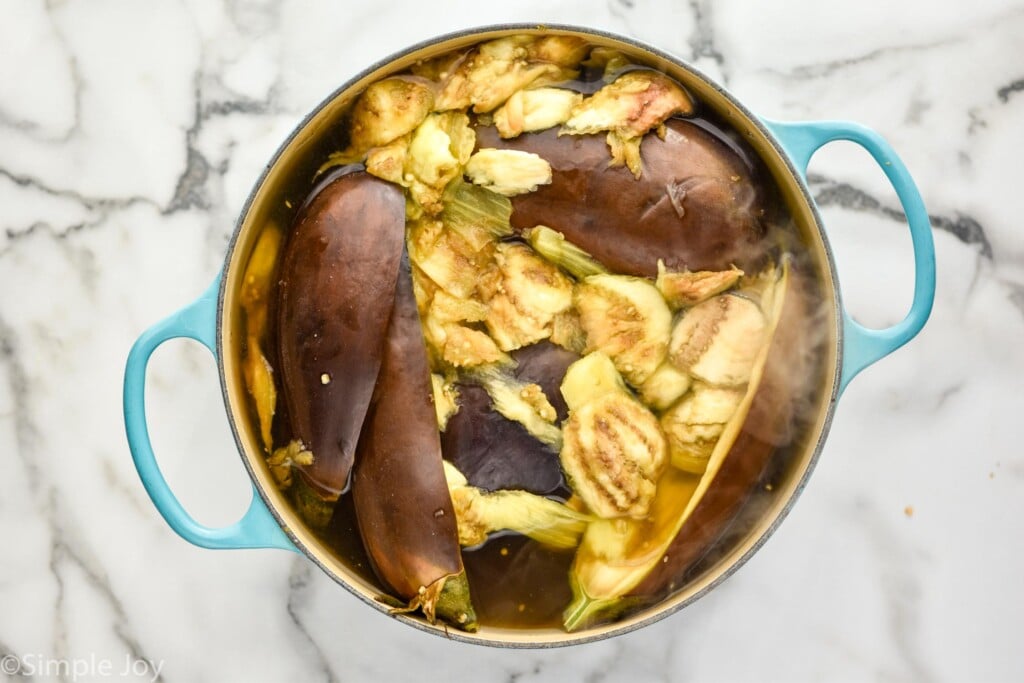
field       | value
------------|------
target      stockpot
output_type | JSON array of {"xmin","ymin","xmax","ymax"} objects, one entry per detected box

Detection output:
[{"xmin": 124, "ymin": 24, "xmax": 936, "ymax": 647}]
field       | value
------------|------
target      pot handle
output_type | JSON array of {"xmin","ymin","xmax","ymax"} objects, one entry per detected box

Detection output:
[
  {"xmin": 123, "ymin": 275, "xmax": 297, "ymax": 552},
  {"xmin": 763, "ymin": 119, "xmax": 936, "ymax": 393}
]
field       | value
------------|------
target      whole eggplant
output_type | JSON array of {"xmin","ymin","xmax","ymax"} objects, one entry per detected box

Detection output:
[
  {"xmin": 276, "ymin": 171, "xmax": 406, "ymax": 517},
  {"xmin": 474, "ymin": 119, "xmax": 767, "ymax": 277},
  {"xmin": 351, "ymin": 256, "xmax": 477, "ymax": 631}
]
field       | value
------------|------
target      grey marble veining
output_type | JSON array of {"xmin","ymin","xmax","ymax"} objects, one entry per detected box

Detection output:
[
  {"xmin": 806, "ymin": 173, "xmax": 994, "ymax": 257},
  {"xmin": 1, "ymin": 0, "xmax": 1023, "ymax": 681}
]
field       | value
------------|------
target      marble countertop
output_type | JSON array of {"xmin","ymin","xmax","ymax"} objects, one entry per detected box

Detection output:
[{"xmin": 2, "ymin": 0, "xmax": 1022, "ymax": 681}]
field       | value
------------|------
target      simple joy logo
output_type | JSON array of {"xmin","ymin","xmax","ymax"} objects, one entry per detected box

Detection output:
[{"xmin": 1, "ymin": 653, "xmax": 164, "ymax": 681}]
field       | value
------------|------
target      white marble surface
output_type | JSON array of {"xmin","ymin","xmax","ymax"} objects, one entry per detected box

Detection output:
[{"xmin": 1, "ymin": 0, "xmax": 1022, "ymax": 681}]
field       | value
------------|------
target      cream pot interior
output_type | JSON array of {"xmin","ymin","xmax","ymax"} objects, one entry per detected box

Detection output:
[{"xmin": 214, "ymin": 25, "xmax": 848, "ymax": 646}]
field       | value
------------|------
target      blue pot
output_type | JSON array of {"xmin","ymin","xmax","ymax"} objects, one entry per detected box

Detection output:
[{"xmin": 123, "ymin": 25, "xmax": 935, "ymax": 647}]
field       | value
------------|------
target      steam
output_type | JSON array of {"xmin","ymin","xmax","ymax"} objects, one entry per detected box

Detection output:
[{"xmin": 744, "ymin": 220, "xmax": 835, "ymax": 450}]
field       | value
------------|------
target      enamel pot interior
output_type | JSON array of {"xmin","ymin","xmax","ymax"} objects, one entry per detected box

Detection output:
[{"xmin": 217, "ymin": 24, "xmax": 842, "ymax": 647}]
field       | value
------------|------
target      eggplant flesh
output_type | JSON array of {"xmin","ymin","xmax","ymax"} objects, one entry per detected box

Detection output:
[
  {"xmin": 474, "ymin": 119, "xmax": 767, "ymax": 277},
  {"xmin": 276, "ymin": 171, "xmax": 406, "ymax": 503},
  {"xmin": 631, "ymin": 268, "xmax": 818, "ymax": 599}
]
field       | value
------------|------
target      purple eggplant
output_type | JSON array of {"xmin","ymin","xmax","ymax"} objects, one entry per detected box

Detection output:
[
  {"xmin": 276, "ymin": 171, "xmax": 406, "ymax": 519},
  {"xmin": 350, "ymin": 256, "xmax": 477, "ymax": 631},
  {"xmin": 441, "ymin": 342, "xmax": 578, "ymax": 495},
  {"xmin": 474, "ymin": 119, "xmax": 767, "ymax": 277}
]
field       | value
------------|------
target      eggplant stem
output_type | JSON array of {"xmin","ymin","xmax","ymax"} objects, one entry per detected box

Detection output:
[
  {"xmin": 388, "ymin": 571, "xmax": 478, "ymax": 632},
  {"xmin": 563, "ymin": 577, "xmax": 620, "ymax": 632},
  {"xmin": 290, "ymin": 475, "xmax": 336, "ymax": 530}
]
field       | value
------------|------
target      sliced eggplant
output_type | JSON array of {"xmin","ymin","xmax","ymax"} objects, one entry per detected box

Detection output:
[
  {"xmin": 631, "ymin": 266, "xmax": 819, "ymax": 598},
  {"xmin": 563, "ymin": 264, "xmax": 809, "ymax": 630}
]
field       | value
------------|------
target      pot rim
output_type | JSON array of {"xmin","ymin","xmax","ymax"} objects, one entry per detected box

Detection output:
[{"xmin": 216, "ymin": 22, "xmax": 844, "ymax": 648}]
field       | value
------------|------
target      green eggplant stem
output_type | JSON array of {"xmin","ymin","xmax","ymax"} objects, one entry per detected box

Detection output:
[
  {"xmin": 388, "ymin": 571, "xmax": 478, "ymax": 632},
  {"xmin": 563, "ymin": 575, "xmax": 634, "ymax": 633}
]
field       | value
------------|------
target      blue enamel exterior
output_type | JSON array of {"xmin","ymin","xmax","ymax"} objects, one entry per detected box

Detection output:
[
  {"xmin": 122, "ymin": 275, "xmax": 296, "ymax": 552},
  {"xmin": 123, "ymin": 119, "xmax": 936, "ymax": 552},
  {"xmin": 764, "ymin": 119, "xmax": 936, "ymax": 394}
]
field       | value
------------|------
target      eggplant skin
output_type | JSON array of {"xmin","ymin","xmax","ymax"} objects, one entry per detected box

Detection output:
[
  {"xmin": 441, "ymin": 342, "xmax": 578, "ymax": 495},
  {"xmin": 474, "ymin": 119, "xmax": 767, "ymax": 277},
  {"xmin": 351, "ymin": 257, "xmax": 473, "ymax": 627},
  {"xmin": 511, "ymin": 341, "xmax": 577, "ymax": 421},
  {"xmin": 630, "ymin": 268, "xmax": 821, "ymax": 598},
  {"xmin": 277, "ymin": 171, "xmax": 406, "ymax": 501},
  {"xmin": 442, "ymin": 383, "xmax": 561, "ymax": 495}
]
